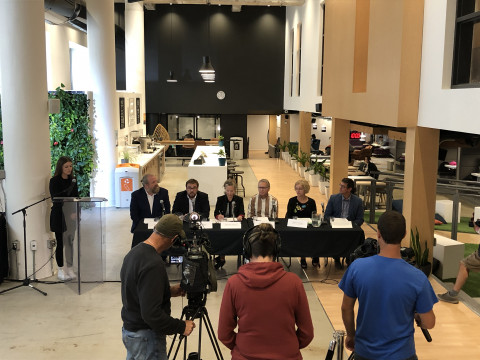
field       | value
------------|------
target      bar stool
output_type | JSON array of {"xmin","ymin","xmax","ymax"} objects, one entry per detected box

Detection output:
[{"xmin": 230, "ymin": 170, "xmax": 245, "ymax": 196}]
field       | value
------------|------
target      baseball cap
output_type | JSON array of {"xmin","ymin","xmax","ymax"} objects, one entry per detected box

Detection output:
[{"xmin": 154, "ymin": 214, "xmax": 186, "ymax": 239}]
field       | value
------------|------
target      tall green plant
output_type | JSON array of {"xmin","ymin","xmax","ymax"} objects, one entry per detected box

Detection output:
[
  {"xmin": 288, "ymin": 142, "xmax": 299, "ymax": 156},
  {"xmin": 297, "ymin": 150, "xmax": 310, "ymax": 167},
  {"xmin": 410, "ymin": 228, "xmax": 429, "ymax": 266},
  {"xmin": 49, "ymin": 85, "xmax": 95, "ymax": 197}
]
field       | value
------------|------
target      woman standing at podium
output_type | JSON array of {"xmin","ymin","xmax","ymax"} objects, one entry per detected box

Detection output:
[{"xmin": 49, "ymin": 156, "xmax": 79, "ymax": 281}]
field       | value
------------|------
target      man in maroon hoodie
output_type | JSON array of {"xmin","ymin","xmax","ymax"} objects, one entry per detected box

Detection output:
[{"xmin": 218, "ymin": 223, "xmax": 314, "ymax": 359}]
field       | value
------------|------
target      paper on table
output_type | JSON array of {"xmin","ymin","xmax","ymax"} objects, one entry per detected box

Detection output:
[
  {"xmin": 330, "ymin": 218, "xmax": 352, "ymax": 228},
  {"xmin": 287, "ymin": 218, "xmax": 309, "ymax": 228},
  {"xmin": 200, "ymin": 221, "xmax": 213, "ymax": 229},
  {"xmin": 144, "ymin": 218, "xmax": 157, "ymax": 229},
  {"xmin": 220, "ymin": 222, "xmax": 242, "ymax": 229},
  {"xmin": 252, "ymin": 220, "xmax": 275, "ymax": 228}
]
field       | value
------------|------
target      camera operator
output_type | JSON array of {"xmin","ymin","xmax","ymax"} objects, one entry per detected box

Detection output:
[
  {"xmin": 339, "ymin": 211, "xmax": 437, "ymax": 360},
  {"xmin": 218, "ymin": 223, "xmax": 314, "ymax": 359},
  {"xmin": 121, "ymin": 214, "xmax": 195, "ymax": 360},
  {"xmin": 438, "ymin": 215, "xmax": 480, "ymax": 304}
]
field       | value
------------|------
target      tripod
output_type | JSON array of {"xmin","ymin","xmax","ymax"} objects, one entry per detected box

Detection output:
[
  {"xmin": 168, "ymin": 292, "xmax": 224, "ymax": 360},
  {"xmin": 0, "ymin": 197, "xmax": 50, "ymax": 296}
]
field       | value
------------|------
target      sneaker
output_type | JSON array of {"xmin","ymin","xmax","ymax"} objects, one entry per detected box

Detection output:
[
  {"xmin": 437, "ymin": 292, "xmax": 459, "ymax": 304},
  {"xmin": 66, "ymin": 267, "xmax": 76, "ymax": 280},
  {"xmin": 300, "ymin": 258, "xmax": 307, "ymax": 269},
  {"xmin": 57, "ymin": 268, "xmax": 71, "ymax": 281}
]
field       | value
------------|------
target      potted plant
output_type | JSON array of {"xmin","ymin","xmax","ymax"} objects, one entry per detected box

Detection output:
[
  {"xmin": 410, "ymin": 228, "xmax": 431, "ymax": 277},
  {"xmin": 291, "ymin": 153, "xmax": 298, "ymax": 171},
  {"xmin": 288, "ymin": 142, "xmax": 298, "ymax": 169},
  {"xmin": 215, "ymin": 148, "xmax": 226, "ymax": 166},
  {"xmin": 296, "ymin": 150, "xmax": 310, "ymax": 177},
  {"xmin": 279, "ymin": 141, "xmax": 288, "ymax": 160},
  {"xmin": 121, "ymin": 150, "xmax": 130, "ymax": 164},
  {"xmin": 307, "ymin": 160, "xmax": 326, "ymax": 187},
  {"xmin": 218, "ymin": 135, "xmax": 225, "ymax": 147}
]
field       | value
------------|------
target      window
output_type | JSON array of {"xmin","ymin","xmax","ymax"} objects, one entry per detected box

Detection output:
[{"xmin": 452, "ymin": 0, "xmax": 480, "ymax": 87}]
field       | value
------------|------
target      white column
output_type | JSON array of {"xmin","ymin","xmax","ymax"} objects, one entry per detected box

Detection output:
[
  {"xmin": 0, "ymin": 0, "xmax": 52, "ymax": 279},
  {"xmin": 46, "ymin": 23, "xmax": 72, "ymax": 90},
  {"xmin": 86, "ymin": 0, "xmax": 117, "ymax": 205},
  {"xmin": 125, "ymin": 2, "xmax": 146, "ymax": 118}
]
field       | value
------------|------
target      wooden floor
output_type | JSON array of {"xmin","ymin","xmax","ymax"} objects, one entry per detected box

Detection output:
[{"xmin": 247, "ymin": 150, "xmax": 480, "ymax": 359}]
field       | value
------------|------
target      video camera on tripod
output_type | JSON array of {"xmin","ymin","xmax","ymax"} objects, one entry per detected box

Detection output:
[
  {"xmin": 173, "ymin": 212, "xmax": 217, "ymax": 295},
  {"xmin": 168, "ymin": 212, "xmax": 223, "ymax": 360}
]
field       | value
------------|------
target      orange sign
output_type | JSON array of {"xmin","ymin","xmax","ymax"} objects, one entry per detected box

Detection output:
[{"xmin": 121, "ymin": 178, "xmax": 133, "ymax": 192}]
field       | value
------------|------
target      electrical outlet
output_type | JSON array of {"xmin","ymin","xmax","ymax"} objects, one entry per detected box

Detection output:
[
  {"xmin": 47, "ymin": 239, "xmax": 56, "ymax": 249},
  {"xmin": 12, "ymin": 240, "xmax": 20, "ymax": 251},
  {"xmin": 30, "ymin": 240, "xmax": 37, "ymax": 251}
]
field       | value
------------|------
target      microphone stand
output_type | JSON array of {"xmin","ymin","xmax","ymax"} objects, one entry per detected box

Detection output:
[{"xmin": 0, "ymin": 196, "xmax": 51, "ymax": 296}]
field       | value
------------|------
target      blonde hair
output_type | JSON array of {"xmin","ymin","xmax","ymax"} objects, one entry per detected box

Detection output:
[{"xmin": 295, "ymin": 179, "xmax": 310, "ymax": 194}]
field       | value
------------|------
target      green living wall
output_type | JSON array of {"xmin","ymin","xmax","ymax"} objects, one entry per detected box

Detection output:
[
  {"xmin": 0, "ymin": 86, "xmax": 95, "ymax": 196},
  {"xmin": 49, "ymin": 85, "xmax": 95, "ymax": 197}
]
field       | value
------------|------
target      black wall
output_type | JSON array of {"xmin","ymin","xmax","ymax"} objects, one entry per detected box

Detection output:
[{"xmin": 144, "ymin": 5, "xmax": 286, "ymax": 115}]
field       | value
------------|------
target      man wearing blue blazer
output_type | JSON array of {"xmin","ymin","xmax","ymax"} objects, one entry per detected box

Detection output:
[
  {"xmin": 130, "ymin": 174, "xmax": 171, "ymax": 233},
  {"xmin": 325, "ymin": 177, "xmax": 364, "ymax": 268}
]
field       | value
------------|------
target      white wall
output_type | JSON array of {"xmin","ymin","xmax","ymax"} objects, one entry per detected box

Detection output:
[
  {"xmin": 46, "ymin": 23, "xmax": 87, "ymax": 91},
  {"xmin": 418, "ymin": 0, "xmax": 480, "ymax": 135},
  {"xmin": 247, "ymin": 115, "xmax": 269, "ymax": 150},
  {"xmin": 289, "ymin": 113, "xmax": 300, "ymax": 142},
  {"xmin": 283, "ymin": 0, "xmax": 324, "ymax": 113}
]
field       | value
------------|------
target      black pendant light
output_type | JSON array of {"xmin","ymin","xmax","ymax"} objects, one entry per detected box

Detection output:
[
  {"xmin": 199, "ymin": 2, "xmax": 215, "ymax": 82},
  {"xmin": 166, "ymin": 5, "xmax": 177, "ymax": 83}
]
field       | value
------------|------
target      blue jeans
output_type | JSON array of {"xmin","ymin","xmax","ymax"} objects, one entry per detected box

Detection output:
[
  {"xmin": 354, "ymin": 354, "xmax": 417, "ymax": 360},
  {"xmin": 122, "ymin": 327, "xmax": 167, "ymax": 360}
]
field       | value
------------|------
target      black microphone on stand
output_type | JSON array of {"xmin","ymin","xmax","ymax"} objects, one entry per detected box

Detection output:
[
  {"xmin": 271, "ymin": 202, "xmax": 277, "ymax": 221},
  {"xmin": 160, "ymin": 199, "xmax": 165, "ymax": 217},
  {"xmin": 231, "ymin": 200, "xmax": 236, "ymax": 219},
  {"xmin": 54, "ymin": 178, "xmax": 76, "ymax": 197}
]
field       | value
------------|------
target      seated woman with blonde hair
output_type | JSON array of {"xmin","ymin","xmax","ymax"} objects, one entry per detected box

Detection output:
[{"xmin": 285, "ymin": 179, "xmax": 318, "ymax": 269}]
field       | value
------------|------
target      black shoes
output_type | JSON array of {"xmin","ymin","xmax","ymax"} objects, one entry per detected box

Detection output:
[
  {"xmin": 334, "ymin": 258, "xmax": 343, "ymax": 269},
  {"xmin": 300, "ymin": 258, "xmax": 307, "ymax": 269},
  {"xmin": 312, "ymin": 257, "xmax": 320, "ymax": 268},
  {"xmin": 214, "ymin": 256, "xmax": 226, "ymax": 269}
]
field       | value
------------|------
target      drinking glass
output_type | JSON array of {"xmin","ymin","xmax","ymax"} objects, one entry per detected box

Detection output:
[{"xmin": 312, "ymin": 212, "xmax": 321, "ymax": 227}]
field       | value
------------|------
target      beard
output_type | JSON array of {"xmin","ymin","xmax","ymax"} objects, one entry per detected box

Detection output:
[{"xmin": 151, "ymin": 184, "xmax": 160, "ymax": 194}]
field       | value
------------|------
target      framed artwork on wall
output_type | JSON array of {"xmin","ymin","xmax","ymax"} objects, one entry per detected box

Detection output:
[{"xmin": 119, "ymin": 97, "xmax": 125, "ymax": 129}]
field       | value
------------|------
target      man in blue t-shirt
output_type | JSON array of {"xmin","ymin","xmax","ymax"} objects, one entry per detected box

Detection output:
[{"xmin": 339, "ymin": 211, "xmax": 437, "ymax": 360}]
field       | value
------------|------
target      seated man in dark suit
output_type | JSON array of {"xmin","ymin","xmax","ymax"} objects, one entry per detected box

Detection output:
[
  {"xmin": 172, "ymin": 179, "xmax": 210, "ymax": 220},
  {"xmin": 130, "ymin": 174, "xmax": 170, "ymax": 233},
  {"xmin": 324, "ymin": 177, "xmax": 364, "ymax": 268}
]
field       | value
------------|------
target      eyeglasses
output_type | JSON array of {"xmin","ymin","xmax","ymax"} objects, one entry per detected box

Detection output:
[{"xmin": 258, "ymin": 187, "xmax": 269, "ymax": 190}]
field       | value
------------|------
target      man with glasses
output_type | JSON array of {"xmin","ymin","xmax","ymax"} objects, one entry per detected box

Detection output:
[
  {"xmin": 172, "ymin": 178, "xmax": 210, "ymax": 220},
  {"xmin": 324, "ymin": 177, "xmax": 364, "ymax": 268},
  {"xmin": 247, "ymin": 179, "xmax": 279, "ymax": 218}
]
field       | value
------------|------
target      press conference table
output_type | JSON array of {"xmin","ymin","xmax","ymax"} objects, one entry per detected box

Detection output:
[{"xmin": 132, "ymin": 218, "xmax": 365, "ymax": 259}]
